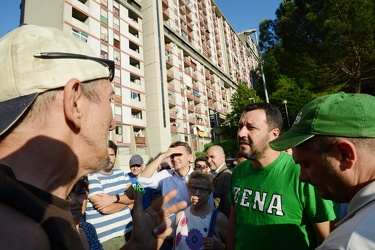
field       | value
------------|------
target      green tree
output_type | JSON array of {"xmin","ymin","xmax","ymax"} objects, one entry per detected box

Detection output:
[
  {"xmin": 260, "ymin": 0, "xmax": 375, "ymax": 94},
  {"xmin": 269, "ymin": 75, "xmax": 315, "ymax": 131},
  {"xmin": 223, "ymin": 83, "xmax": 262, "ymax": 127}
]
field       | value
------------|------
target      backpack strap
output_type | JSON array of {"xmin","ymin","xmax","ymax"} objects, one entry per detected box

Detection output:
[{"xmin": 207, "ymin": 209, "xmax": 220, "ymax": 237}]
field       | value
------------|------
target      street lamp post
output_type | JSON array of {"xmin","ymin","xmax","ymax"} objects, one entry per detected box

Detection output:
[
  {"xmin": 283, "ymin": 100, "xmax": 291, "ymax": 129},
  {"xmin": 242, "ymin": 29, "xmax": 269, "ymax": 103}
]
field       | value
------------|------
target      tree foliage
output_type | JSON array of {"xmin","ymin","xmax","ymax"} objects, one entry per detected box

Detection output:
[
  {"xmin": 259, "ymin": 0, "xmax": 375, "ymax": 94},
  {"xmin": 223, "ymin": 83, "xmax": 262, "ymax": 127}
]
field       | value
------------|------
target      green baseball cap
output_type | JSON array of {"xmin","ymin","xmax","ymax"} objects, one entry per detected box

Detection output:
[{"xmin": 270, "ymin": 92, "xmax": 375, "ymax": 151}]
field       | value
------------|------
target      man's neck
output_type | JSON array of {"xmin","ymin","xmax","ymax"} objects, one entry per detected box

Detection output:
[
  {"xmin": 251, "ymin": 150, "xmax": 281, "ymax": 169},
  {"xmin": 129, "ymin": 172, "xmax": 138, "ymax": 178},
  {"xmin": 100, "ymin": 168, "xmax": 113, "ymax": 175},
  {"xmin": 215, "ymin": 162, "xmax": 226, "ymax": 173},
  {"xmin": 176, "ymin": 165, "xmax": 191, "ymax": 177}
]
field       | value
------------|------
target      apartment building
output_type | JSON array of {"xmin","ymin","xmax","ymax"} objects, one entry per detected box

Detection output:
[{"xmin": 21, "ymin": 0, "xmax": 259, "ymax": 170}]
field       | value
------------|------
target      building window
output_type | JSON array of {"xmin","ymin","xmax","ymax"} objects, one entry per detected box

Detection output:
[
  {"xmin": 131, "ymin": 91, "xmax": 141, "ymax": 101},
  {"xmin": 113, "ymin": 6, "xmax": 119, "ymax": 16},
  {"xmin": 114, "ymin": 33, "xmax": 120, "ymax": 49},
  {"xmin": 72, "ymin": 7, "xmax": 88, "ymax": 24},
  {"xmin": 100, "ymin": 25, "xmax": 108, "ymax": 42},
  {"xmin": 116, "ymin": 125, "xmax": 122, "ymax": 135},
  {"xmin": 131, "ymin": 109, "xmax": 142, "ymax": 119},
  {"xmin": 114, "ymin": 50, "xmax": 121, "ymax": 65},
  {"xmin": 100, "ymin": 8, "xmax": 108, "ymax": 24},
  {"xmin": 101, "ymin": 0, "xmax": 108, "ymax": 8},
  {"xmin": 114, "ymin": 17, "xmax": 120, "ymax": 32}
]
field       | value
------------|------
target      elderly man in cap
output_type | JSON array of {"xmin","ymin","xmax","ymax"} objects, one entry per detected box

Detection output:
[
  {"xmin": 0, "ymin": 25, "xmax": 186, "ymax": 249},
  {"xmin": 270, "ymin": 92, "xmax": 375, "ymax": 249},
  {"xmin": 127, "ymin": 154, "xmax": 157, "ymax": 211}
]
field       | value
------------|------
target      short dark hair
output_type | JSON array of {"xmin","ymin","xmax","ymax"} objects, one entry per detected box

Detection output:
[
  {"xmin": 108, "ymin": 140, "xmax": 118, "ymax": 157},
  {"xmin": 169, "ymin": 141, "xmax": 192, "ymax": 154},
  {"xmin": 194, "ymin": 155, "xmax": 208, "ymax": 167},
  {"xmin": 186, "ymin": 171, "xmax": 214, "ymax": 193},
  {"xmin": 72, "ymin": 175, "xmax": 89, "ymax": 193},
  {"xmin": 243, "ymin": 102, "xmax": 283, "ymax": 130}
]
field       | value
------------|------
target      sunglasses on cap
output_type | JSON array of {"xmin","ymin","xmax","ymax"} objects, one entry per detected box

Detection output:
[{"xmin": 33, "ymin": 52, "xmax": 115, "ymax": 82}]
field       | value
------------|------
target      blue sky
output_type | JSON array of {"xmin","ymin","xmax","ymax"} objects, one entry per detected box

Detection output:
[
  {"xmin": 0, "ymin": 1, "xmax": 21, "ymax": 37},
  {"xmin": 0, "ymin": 0, "xmax": 282, "ymax": 37},
  {"xmin": 214, "ymin": 0, "xmax": 282, "ymax": 32}
]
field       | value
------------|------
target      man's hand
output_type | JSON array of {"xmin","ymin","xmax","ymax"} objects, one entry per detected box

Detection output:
[
  {"xmin": 122, "ymin": 189, "xmax": 187, "ymax": 250},
  {"xmin": 164, "ymin": 147, "xmax": 184, "ymax": 158},
  {"xmin": 89, "ymin": 193, "xmax": 116, "ymax": 210}
]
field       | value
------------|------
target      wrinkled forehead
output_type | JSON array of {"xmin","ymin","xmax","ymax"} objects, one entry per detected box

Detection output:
[
  {"xmin": 196, "ymin": 160, "xmax": 207, "ymax": 165},
  {"xmin": 171, "ymin": 146, "xmax": 190, "ymax": 156},
  {"xmin": 239, "ymin": 109, "xmax": 268, "ymax": 125},
  {"xmin": 188, "ymin": 177, "xmax": 210, "ymax": 187}
]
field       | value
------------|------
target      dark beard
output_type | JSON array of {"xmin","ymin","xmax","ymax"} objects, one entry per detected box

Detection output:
[
  {"xmin": 97, "ymin": 157, "xmax": 112, "ymax": 172},
  {"xmin": 238, "ymin": 134, "xmax": 270, "ymax": 161}
]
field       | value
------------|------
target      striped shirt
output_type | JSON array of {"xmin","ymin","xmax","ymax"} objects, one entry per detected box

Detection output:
[{"xmin": 86, "ymin": 169, "xmax": 132, "ymax": 243}]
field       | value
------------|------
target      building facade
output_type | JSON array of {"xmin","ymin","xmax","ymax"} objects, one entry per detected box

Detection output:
[{"xmin": 21, "ymin": 0, "xmax": 259, "ymax": 170}]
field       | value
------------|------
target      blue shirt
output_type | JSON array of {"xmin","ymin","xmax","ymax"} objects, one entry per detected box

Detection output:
[
  {"xmin": 127, "ymin": 173, "xmax": 158, "ymax": 211},
  {"xmin": 138, "ymin": 167, "xmax": 214, "ymax": 231}
]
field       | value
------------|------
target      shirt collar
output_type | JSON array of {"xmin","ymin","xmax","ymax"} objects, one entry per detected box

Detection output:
[{"xmin": 215, "ymin": 162, "xmax": 226, "ymax": 174}]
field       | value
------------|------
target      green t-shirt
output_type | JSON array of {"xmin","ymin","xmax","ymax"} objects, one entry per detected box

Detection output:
[{"xmin": 229, "ymin": 152, "xmax": 336, "ymax": 250}]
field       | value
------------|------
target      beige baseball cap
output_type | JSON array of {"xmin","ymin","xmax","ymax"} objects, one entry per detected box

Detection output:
[{"xmin": 0, "ymin": 24, "xmax": 114, "ymax": 136}]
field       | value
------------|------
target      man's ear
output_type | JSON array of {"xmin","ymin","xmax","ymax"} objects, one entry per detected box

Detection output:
[
  {"xmin": 187, "ymin": 154, "xmax": 193, "ymax": 163},
  {"xmin": 63, "ymin": 78, "xmax": 84, "ymax": 129},
  {"xmin": 336, "ymin": 139, "xmax": 357, "ymax": 170},
  {"xmin": 270, "ymin": 128, "xmax": 280, "ymax": 139}
]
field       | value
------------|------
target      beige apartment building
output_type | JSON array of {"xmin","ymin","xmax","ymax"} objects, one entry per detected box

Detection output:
[{"xmin": 21, "ymin": 0, "xmax": 259, "ymax": 170}]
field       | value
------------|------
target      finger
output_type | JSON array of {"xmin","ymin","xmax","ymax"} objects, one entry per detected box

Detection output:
[
  {"xmin": 152, "ymin": 217, "xmax": 172, "ymax": 237},
  {"xmin": 149, "ymin": 189, "xmax": 178, "ymax": 211},
  {"xmin": 160, "ymin": 200, "xmax": 188, "ymax": 219},
  {"xmin": 125, "ymin": 185, "xmax": 135, "ymax": 200},
  {"xmin": 132, "ymin": 190, "xmax": 143, "ymax": 221}
]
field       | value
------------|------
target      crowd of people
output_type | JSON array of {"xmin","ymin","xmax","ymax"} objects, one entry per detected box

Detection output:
[{"xmin": 1, "ymin": 24, "xmax": 375, "ymax": 250}]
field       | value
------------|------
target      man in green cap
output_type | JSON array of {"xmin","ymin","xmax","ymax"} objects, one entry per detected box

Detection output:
[{"xmin": 270, "ymin": 92, "xmax": 375, "ymax": 249}]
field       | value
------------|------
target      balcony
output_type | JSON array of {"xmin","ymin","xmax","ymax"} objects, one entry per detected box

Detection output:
[
  {"xmin": 165, "ymin": 44, "xmax": 172, "ymax": 53},
  {"xmin": 135, "ymin": 136, "xmax": 146, "ymax": 145},
  {"xmin": 168, "ymin": 83, "xmax": 175, "ymax": 91},
  {"xmin": 169, "ymin": 112, "xmax": 177, "ymax": 119},
  {"xmin": 171, "ymin": 125, "xmax": 178, "ymax": 133},
  {"xmin": 187, "ymin": 92, "xmax": 194, "ymax": 100}
]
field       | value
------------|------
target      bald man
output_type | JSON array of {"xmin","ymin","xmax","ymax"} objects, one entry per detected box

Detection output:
[{"xmin": 206, "ymin": 145, "xmax": 231, "ymax": 218}]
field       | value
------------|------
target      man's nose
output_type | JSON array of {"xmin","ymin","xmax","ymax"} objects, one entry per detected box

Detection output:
[
  {"xmin": 299, "ymin": 168, "xmax": 309, "ymax": 182},
  {"xmin": 237, "ymin": 126, "xmax": 247, "ymax": 138}
]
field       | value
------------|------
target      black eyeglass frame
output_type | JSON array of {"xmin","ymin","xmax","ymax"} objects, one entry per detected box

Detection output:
[
  {"xmin": 195, "ymin": 164, "xmax": 208, "ymax": 169},
  {"xmin": 188, "ymin": 186, "xmax": 211, "ymax": 194},
  {"xmin": 33, "ymin": 52, "xmax": 115, "ymax": 82}
]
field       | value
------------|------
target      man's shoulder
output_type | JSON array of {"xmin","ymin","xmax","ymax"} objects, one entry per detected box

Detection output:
[
  {"xmin": 113, "ymin": 168, "xmax": 126, "ymax": 174},
  {"xmin": 217, "ymin": 167, "xmax": 231, "ymax": 179},
  {"xmin": 277, "ymin": 152, "xmax": 300, "ymax": 170},
  {"xmin": 0, "ymin": 203, "xmax": 50, "ymax": 249}
]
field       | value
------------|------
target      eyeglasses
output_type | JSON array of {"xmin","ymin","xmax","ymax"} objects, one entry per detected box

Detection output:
[
  {"xmin": 33, "ymin": 52, "xmax": 115, "ymax": 82},
  {"xmin": 196, "ymin": 164, "xmax": 208, "ymax": 169},
  {"xmin": 130, "ymin": 165, "xmax": 142, "ymax": 168},
  {"xmin": 188, "ymin": 186, "xmax": 210, "ymax": 194}
]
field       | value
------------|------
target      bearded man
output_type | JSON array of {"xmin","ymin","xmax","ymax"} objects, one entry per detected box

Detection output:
[{"xmin": 226, "ymin": 103, "xmax": 336, "ymax": 250}]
